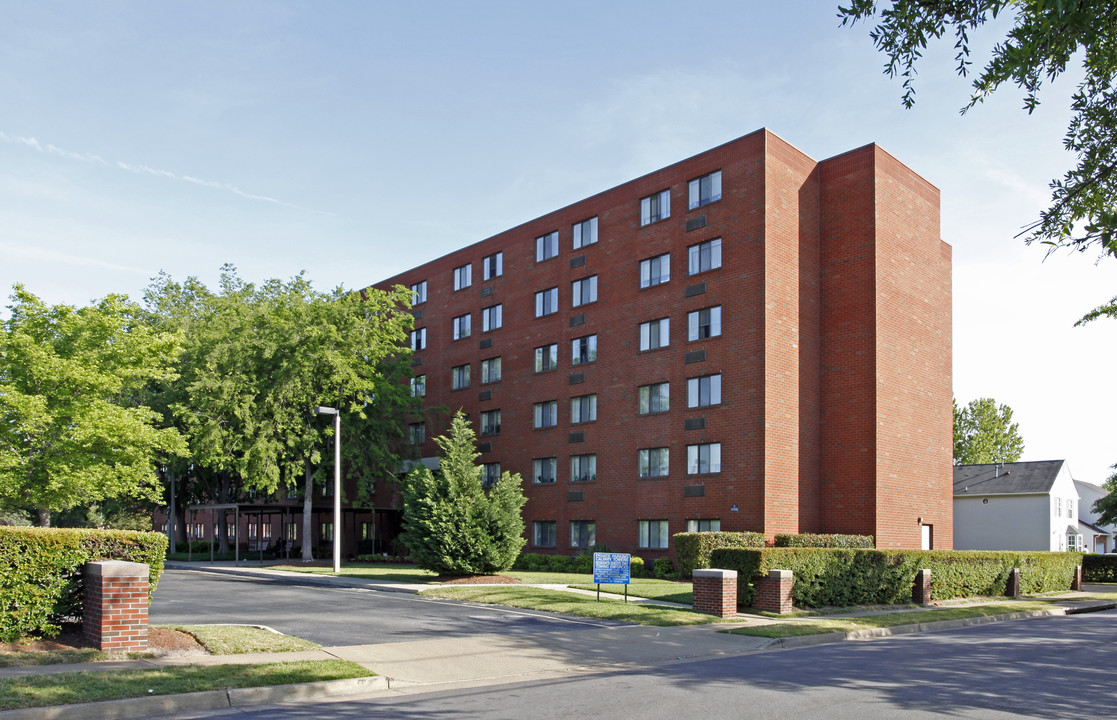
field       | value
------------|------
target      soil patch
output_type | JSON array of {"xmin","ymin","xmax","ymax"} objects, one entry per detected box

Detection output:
[
  {"xmin": 437, "ymin": 574, "xmax": 520, "ymax": 585},
  {"xmin": 0, "ymin": 624, "xmax": 207, "ymax": 666}
]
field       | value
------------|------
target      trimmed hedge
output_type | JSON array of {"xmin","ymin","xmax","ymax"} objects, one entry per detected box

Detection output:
[
  {"xmin": 674, "ymin": 531, "xmax": 765, "ymax": 577},
  {"xmin": 774, "ymin": 533, "xmax": 874, "ymax": 548},
  {"xmin": 1083, "ymin": 553, "xmax": 1117, "ymax": 583},
  {"xmin": 0, "ymin": 527, "xmax": 168, "ymax": 642},
  {"xmin": 513, "ymin": 552, "xmax": 649, "ymax": 578},
  {"xmin": 709, "ymin": 547, "xmax": 1084, "ymax": 608}
]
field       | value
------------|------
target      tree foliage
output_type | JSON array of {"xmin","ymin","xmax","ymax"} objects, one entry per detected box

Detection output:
[
  {"xmin": 953, "ymin": 397, "xmax": 1026, "ymax": 465},
  {"xmin": 1091, "ymin": 464, "xmax": 1117, "ymax": 527},
  {"xmin": 398, "ymin": 412, "xmax": 526, "ymax": 575}
]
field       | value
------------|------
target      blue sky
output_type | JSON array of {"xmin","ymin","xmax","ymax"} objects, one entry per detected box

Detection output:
[{"xmin": 2, "ymin": 1, "xmax": 1114, "ymax": 484}]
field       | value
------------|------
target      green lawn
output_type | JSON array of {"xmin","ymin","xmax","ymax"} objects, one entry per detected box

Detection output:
[
  {"xmin": 567, "ymin": 580, "xmax": 693, "ymax": 605},
  {"xmin": 268, "ymin": 563, "xmax": 439, "ymax": 582},
  {"xmin": 160, "ymin": 625, "xmax": 320, "ymax": 654}
]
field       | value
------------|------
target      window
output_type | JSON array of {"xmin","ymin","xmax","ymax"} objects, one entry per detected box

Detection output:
[
  {"xmin": 688, "ymin": 238, "xmax": 722, "ymax": 275},
  {"xmin": 639, "ymin": 447, "xmax": 669, "ymax": 477},
  {"xmin": 409, "ymin": 422, "xmax": 425, "ymax": 444},
  {"xmin": 688, "ymin": 170, "xmax": 722, "ymax": 209},
  {"xmin": 451, "ymin": 364, "xmax": 470, "ymax": 390},
  {"xmin": 482, "ymin": 304, "xmax": 503, "ymax": 331},
  {"xmin": 572, "ymin": 335, "xmax": 597, "ymax": 365},
  {"xmin": 640, "ymin": 253, "xmax": 670, "ymax": 288},
  {"xmin": 570, "ymin": 394, "xmax": 597, "ymax": 424},
  {"xmin": 453, "ymin": 264, "xmax": 472, "ymax": 291},
  {"xmin": 639, "ymin": 317, "xmax": 670, "ymax": 351},
  {"xmin": 687, "ymin": 374, "xmax": 722, "ymax": 408},
  {"xmin": 687, "ymin": 519, "xmax": 721, "ymax": 533},
  {"xmin": 570, "ymin": 521, "xmax": 596, "ymax": 548},
  {"xmin": 480, "ymin": 409, "xmax": 501, "ymax": 436},
  {"xmin": 483, "ymin": 252, "xmax": 503, "ymax": 281},
  {"xmin": 536, "ymin": 231, "xmax": 559, "ymax": 261},
  {"xmin": 534, "ymin": 400, "xmax": 558, "ymax": 428},
  {"xmin": 320, "ymin": 522, "xmax": 333, "ymax": 542},
  {"xmin": 452, "ymin": 314, "xmax": 471, "ymax": 340},
  {"xmin": 571, "ymin": 275, "xmax": 598, "ymax": 307},
  {"xmin": 481, "ymin": 357, "xmax": 502, "ymax": 384},
  {"xmin": 573, "ymin": 217, "xmax": 598, "ymax": 248},
  {"xmin": 533, "ymin": 521, "xmax": 557, "ymax": 547},
  {"xmin": 410, "ymin": 280, "xmax": 427, "ymax": 305},
  {"xmin": 1068, "ymin": 498, "xmax": 1075, "ymax": 518},
  {"xmin": 535, "ymin": 287, "xmax": 559, "ymax": 317},
  {"xmin": 570, "ymin": 454, "xmax": 597, "ymax": 483},
  {"xmin": 688, "ymin": 306, "xmax": 722, "ymax": 340},
  {"xmin": 482, "ymin": 462, "xmax": 501, "ymax": 488},
  {"xmin": 640, "ymin": 189, "xmax": 671, "ymax": 226},
  {"xmin": 534, "ymin": 343, "xmax": 558, "ymax": 372},
  {"xmin": 410, "ymin": 375, "xmax": 426, "ymax": 397},
  {"xmin": 638, "ymin": 382, "xmax": 670, "ymax": 414},
  {"xmin": 533, "ymin": 457, "xmax": 557, "ymax": 484},
  {"xmin": 410, "ymin": 327, "xmax": 427, "ymax": 351},
  {"xmin": 1055, "ymin": 497, "xmax": 1062, "ymax": 517},
  {"xmin": 639, "ymin": 520, "xmax": 670, "ymax": 549},
  {"xmin": 687, "ymin": 442, "xmax": 722, "ymax": 474}
]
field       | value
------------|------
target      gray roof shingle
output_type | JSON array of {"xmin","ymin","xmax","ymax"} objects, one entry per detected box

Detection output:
[{"xmin": 953, "ymin": 460, "xmax": 1066, "ymax": 496}]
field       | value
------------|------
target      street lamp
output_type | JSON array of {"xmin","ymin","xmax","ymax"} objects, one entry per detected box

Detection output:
[{"xmin": 316, "ymin": 406, "xmax": 342, "ymax": 573}]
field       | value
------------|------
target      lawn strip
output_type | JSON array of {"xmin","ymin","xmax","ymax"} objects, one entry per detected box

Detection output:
[
  {"xmin": 0, "ymin": 647, "xmax": 105, "ymax": 668},
  {"xmin": 567, "ymin": 581, "xmax": 693, "ymax": 605},
  {"xmin": 267, "ymin": 564, "xmax": 439, "ymax": 583},
  {"xmin": 158, "ymin": 625, "xmax": 319, "ymax": 654}
]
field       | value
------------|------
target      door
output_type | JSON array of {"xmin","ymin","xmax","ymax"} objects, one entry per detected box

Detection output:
[{"xmin": 921, "ymin": 524, "xmax": 933, "ymax": 550}]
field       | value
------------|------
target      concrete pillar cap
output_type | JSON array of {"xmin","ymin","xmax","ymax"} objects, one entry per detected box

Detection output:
[
  {"xmin": 85, "ymin": 561, "xmax": 150, "ymax": 579},
  {"xmin": 693, "ymin": 568, "xmax": 738, "ymax": 579}
]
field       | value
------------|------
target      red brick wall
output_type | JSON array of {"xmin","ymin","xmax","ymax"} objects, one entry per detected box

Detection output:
[{"xmin": 83, "ymin": 561, "xmax": 149, "ymax": 653}]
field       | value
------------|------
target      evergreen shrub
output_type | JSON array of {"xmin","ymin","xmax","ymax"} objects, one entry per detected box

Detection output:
[
  {"xmin": 673, "ymin": 531, "xmax": 765, "ymax": 576},
  {"xmin": 774, "ymin": 533, "xmax": 874, "ymax": 548},
  {"xmin": 1083, "ymin": 553, "xmax": 1117, "ymax": 582}
]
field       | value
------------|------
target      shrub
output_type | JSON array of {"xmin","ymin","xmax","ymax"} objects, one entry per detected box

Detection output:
[
  {"xmin": 629, "ymin": 556, "xmax": 647, "ymax": 578},
  {"xmin": 1083, "ymin": 553, "xmax": 1117, "ymax": 583},
  {"xmin": 774, "ymin": 533, "xmax": 874, "ymax": 548},
  {"xmin": 572, "ymin": 555, "xmax": 593, "ymax": 573},
  {"xmin": 673, "ymin": 531, "xmax": 765, "ymax": 576},
  {"xmin": 653, "ymin": 556, "xmax": 677, "ymax": 579}
]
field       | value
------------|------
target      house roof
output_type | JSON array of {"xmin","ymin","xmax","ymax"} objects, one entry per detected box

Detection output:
[
  {"xmin": 1079, "ymin": 520, "xmax": 1112, "ymax": 536},
  {"xmin": 1074, "ymin": 479, "xmax": 1108, "ymax": 494},
  {"xmin": 953, "ymin": 460, "xmax": 1066, "ymax": 496}
]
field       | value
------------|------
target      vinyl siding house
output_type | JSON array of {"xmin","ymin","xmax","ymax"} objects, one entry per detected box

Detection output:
[{"xmin": 1074, "ymin": 479, "xmax": 1114, "ymax": 554}]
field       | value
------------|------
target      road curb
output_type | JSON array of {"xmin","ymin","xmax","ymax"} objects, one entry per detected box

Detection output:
[{"xmin": 163, "ymin": 563, "xmax": 424, "ymax": 594}]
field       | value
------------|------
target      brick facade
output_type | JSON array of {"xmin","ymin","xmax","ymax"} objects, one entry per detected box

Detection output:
[
  {"xmin": 83, "ymin": 561, "xmax": 149, "ymax": 653},
  {"xmin": 754, "ymin": 568, "xmax": 795, "ymax": 614},
  {"xmin": 692, "ymin": 568, "xmax": 737, "ymax": 618}
]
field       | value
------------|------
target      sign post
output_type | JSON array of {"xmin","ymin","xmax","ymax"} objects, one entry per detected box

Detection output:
[{"xmin": 592, "ymin": 552, "xmax": 631, "ymax": 602}]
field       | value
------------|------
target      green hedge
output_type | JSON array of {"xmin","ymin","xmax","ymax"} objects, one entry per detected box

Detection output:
[
  {"xmin": 674, "ymin": 531, "xmax": 765, "ymax": 576},
  {"xmin": 709, "ymin": 547, "xmax": 1084, "ymax": 608},
  {"xmin": 774, "ymin": 533, "xmax": 874, "ymax": 548},
  {"xmin": 0, "ymin": 527, "xmax": 168, "ymax": 642},
  {"xmin": 1083, "ymin": 553, "xmax": 1117, "ymax": 582}
]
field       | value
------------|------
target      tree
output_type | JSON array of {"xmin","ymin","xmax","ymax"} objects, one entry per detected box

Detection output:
[
  {"xmin": 1091, "ymin": 464, "xmax": 1117, "ymax": 527},
  {"xmin": 0, "ymin": 286, "xmax": 187, "ymax": 526},
  {"xmin": 398, "ymin": 412, "xmax": 526, "ymax": 576},
  {"xmin": 953, "ymin": 397, "xmax": 1026, "ymax": 465},
  {"xmin": 839, "ymin": 1, "xmax": 1117, "ymax": 319}
]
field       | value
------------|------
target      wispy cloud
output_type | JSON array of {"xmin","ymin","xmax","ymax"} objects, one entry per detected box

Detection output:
[
  {"xmin": 0, "ymin": 241, "xmax": 150, "ymax": 274},
  {"xmin": 0, "ymin": 130, "xmax": 334, "ymax": 217}
]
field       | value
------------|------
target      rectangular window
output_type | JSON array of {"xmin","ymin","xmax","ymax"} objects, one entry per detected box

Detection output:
[
  {"xmin": 452, "ymin": 314, "xmax": 471, "ymax": 340},
  {"xmin": 482, "ymin": 462, "xmax": 501, "ymax": 488},
  {"xmin": 285, "ymin": 523, "xmax": 296, "ymax": 541},
  {"xmin": 687, "ymin": 374, "xmax": 722, "ymax": 408},
  {"xmin": 687, "ymin": 442, "xmax": 722, "ymax": 474},
  {"xmin": 640, "ymin": 253, "xmax": 670, "ymax": 288},
  {"xmin": 409, "ymin": 422, "xmax": 425, "ymax": 444},
  {"xmin": 571, "ymin": 275, "xmax": 598, "ymax": 307},
  {"xmin": 638, "ymin": 447, "xmax": 669, "ymax": 478},
  {"xmin": 410, "ymin": 327, "xmax": 427, "ymax": 351},
  {"xmin": 570, "ymin": 521, "xmax": 596, "ymax": 548},
  {"xmin": 1068, "ymin": 498, "xmax": 1074, "ymax": 518},
  {"xmin": 570, "ymin": 394, "xmax": 597, "ymax": 424},
  {"xmin": 410, "ymin": 374, "xmax": 426, "ymax": 397},
  {"xmin": 481, "ymin": 357, "xmax": 502, "ymax": 384},
  {"xmin": 638, "ymin": 382, "xmax": 670, "ymax": 414},
  {"xmin": 570, "ymin": 454, "xmax": 597, "ymax": 483},
  {"xmin": 536, "ymin": 231, "xmax": 559, "ymax": 262},
  {"xmin": 482, "ymin": 251, "xmax": 503, "ymax": 281},
  {"xmin": 534, "ymin": 343, "xmax": 558, "ymax": 372},
  {"xmin": 687, "ymin": 306, "xmax": 722, "ymax": 341},
  {"xmin": 688, "ymin": 170, "xmax": 722, "ymax": 209},
  {"xmin": 533, "ymin": 457, "xmax": 557, "ymax": 484},
  {"xmin": 409, "ymin": 280, "xmax": 427, "ymax": 305},
  {"xmin": 534, "ymin": 400, "xmax": 558, "ymax": 428},
  {"xmin": 1055, "ymin": 497, "xmax": 1062, "ymax": 517},
  {"xmin": 482, "ymin": 304, "xmax": 503, "ymax": 331},
  {"xmin": 573, "ymin": 217, "xmax": 598, "ymax": 248},
  {"xmin": 535, "ymin": 287, "xmax": 559, "ymax": 317},
  {"xmin": 571, "ymin": 335, "xmax": 597, "ymax": 365},
  {"xmin": 453, "ymin": 264, "xmax": 472, "ymax": 291},
  {"xmin": 640, "ymin": 189, "xmax": 671, "ymax": 226},
  {"xmin": 639, "ymin": 520, "xmax": 670, "ymax": 549},
  {"xmin": 480, "ymin": 409, "xmax": 501, "ymax": 436},
  {"xmin": 639, "ymin": 317, "xmax": 670, "ymax": 351},
  {"xmin": 451, "ymin": 364, "xmax": 470, "ymax": 390},
  {"xmin": 320, "ymin": 522, "xmax": 333, "ymax": 542},
  {"xmin": 688, "ymin": 238, "xmax": 722, "ymax": 275},
  {"xmin": 686, "ymin": 519, "xmax": 721, "ymax": 533},
  {"xmin": 533, "ymin": 521, "xmax": 557, "ymax": 547}
]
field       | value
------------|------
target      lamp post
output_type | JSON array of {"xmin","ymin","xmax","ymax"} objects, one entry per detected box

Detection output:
[{"xmin": 316, "ymin": 406, "xmax": 342, "ymax": 573}]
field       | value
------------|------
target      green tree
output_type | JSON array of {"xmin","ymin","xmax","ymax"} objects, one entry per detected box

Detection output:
[
  {"xmin": 953, "ymin": 397, "xmax": 1026, "ymax": 465},
  {"xmin": 0, "ymin": 286, "xmax": 187, "ymax": 526},
  {"xmin": 839, "ymin": 1, "xmax": 1117, "ymax": 319},
  {"xmin": 398, "ymin": 412, "xmax": 526, "ymax": 575},
  {"xmin": 1091, "ymin": 464, "xmax": 1117, "ymax": 526}
]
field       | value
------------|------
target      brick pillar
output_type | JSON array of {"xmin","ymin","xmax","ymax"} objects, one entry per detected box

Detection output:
[
  {"xmin": 1005, "ymin": 567, "xmax": 1020, "ymax": 598},
  {"xmin": 1072, "ymin": 565, "xmax": 1083, "ymax": 591},
  {"xmin": 912, "ymin": 568, "xmax": 932, "ymax": 605},
  {"xmin": 692, "ymin": 568, "xmax": 738, "ymax": 618},
  {"xmin": 754, "ymin": 569, "xmax": 794, "ymax": 614},
  {"xmin": 83, "ymin": 561, "xmax": 150, "ymax": 653}
]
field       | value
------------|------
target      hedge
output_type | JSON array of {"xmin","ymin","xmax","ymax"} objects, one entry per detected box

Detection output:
[
  {"xmin": 774, "ymin": 533, "xmax": 874, "ymax": 548},
  {"xmin": 674, "ymin": 531, "xmax": 765, "ymax": 577},
  {"xmin": 709, "ymin": 547, "xmax": 1084, "ymax": 608},
  {"xmin": 0, "ymin": 527, "xmax": 168, "ymax": 642},
  {"xmin": 1083, "ymin": 553, "xmax": 1117, "ymax": 583}
]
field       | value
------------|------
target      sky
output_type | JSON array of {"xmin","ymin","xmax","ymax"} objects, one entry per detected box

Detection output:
[{"xmin": 1, "ymin": 1, "xmax": 1114, "ymax": 485}]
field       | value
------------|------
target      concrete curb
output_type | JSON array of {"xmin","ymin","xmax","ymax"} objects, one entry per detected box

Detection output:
[{"xmin": 163, "ymin": 563, "xmax": 425, "ymax": 594}]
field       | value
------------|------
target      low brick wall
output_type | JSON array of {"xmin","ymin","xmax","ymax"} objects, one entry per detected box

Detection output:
[
  {"xmin": 912, "ymin": 568, "xmax": 932, "ymax": 605},
  {"xmin": 755, "ymin": 569, "xmax": 793, "ymax": 614},
  {"xmin": 83, "ymin": 561, "xmax": 149, "ymax": 652},
  {"xmin": 692, "ymin": 568, "xmax": 737, "ymax": 618}
]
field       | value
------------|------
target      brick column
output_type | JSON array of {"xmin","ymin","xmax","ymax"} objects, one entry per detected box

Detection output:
[
  {"xmin": 1005, "ymin": 567, "xmax": 1020, "ymax": 598},
  {"xmin": 754, "ymin": 569, "xmax": 794, "ymax": 614},
  {"xmin": 1072, "ymin": 565, "xmax": 1083, "ymax": 591},
  {"xmin": 83, "ymin": 561, "xmax": 150, "ymax": 653},
  {"xmin": 912, "ymin": 568, "xmax": 932, "ymax": 605},
  {"xmin": 692, "ymin": 568, "xmax": 737, "ymax": 618}
]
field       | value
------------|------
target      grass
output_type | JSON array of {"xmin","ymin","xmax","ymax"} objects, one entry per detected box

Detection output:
[
  {"xmin": 0, "ymin": 647, "xmax": 105, "ymax": 668},
  {"xmin": 0, "ymin": 660, "xmax": 372, "ymax": 711},
  {"xmin": 421, "ymin": 585, "xmax": 718, "ymax": 626},
  {"xmin": 567, "ymin": 580, "xmax": 693, "ymax": 605},
  {"xmin": 160, "ymin": 625, "xmax": 320, "ymax": 654},
  {"xmin": 269, "ymin": 563, "xmax": 440, "ymax": 583}
]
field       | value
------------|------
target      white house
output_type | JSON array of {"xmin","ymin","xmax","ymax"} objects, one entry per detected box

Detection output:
[
  {"xmin": 954, "ymin": 460, "xmax": 1083, "ymax": 552},
  {"xmin": 1074, "ymin": 479, "xmax": 1114, "ymax": 554}
]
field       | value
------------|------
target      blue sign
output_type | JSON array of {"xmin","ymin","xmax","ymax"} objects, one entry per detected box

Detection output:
[{"xmin": 593, "ymin": 552, "xmax": 631, "ymax": 585}]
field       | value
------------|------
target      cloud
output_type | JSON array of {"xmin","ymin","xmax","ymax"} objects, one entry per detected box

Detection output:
[{"xmin": 0, "ymin": 241, "xmax": 150, "ymax": 274}]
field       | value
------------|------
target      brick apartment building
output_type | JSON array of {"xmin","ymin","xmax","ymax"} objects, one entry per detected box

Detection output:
[{"xmin": 371, "ymin": 128, "xmax": 953, "ymax": 558}]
